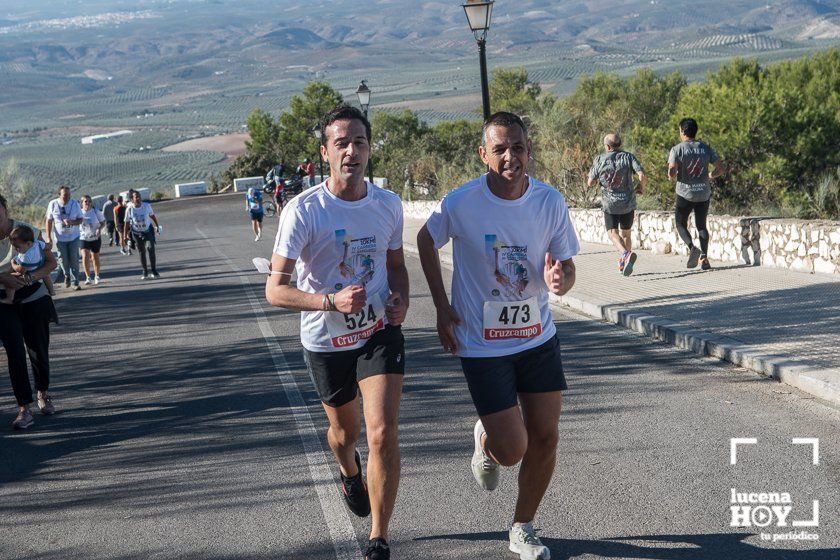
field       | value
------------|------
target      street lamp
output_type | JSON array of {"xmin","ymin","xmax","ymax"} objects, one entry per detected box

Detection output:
[
  {"xmin": 355, "ymin": 80, "xmax": 374, "ymax": 183},
  {"xmin": 312, "ymin": 123, "xmax": 325, "ymax": 182},
  {"xmin": 462, "ymin": 0, "xmax": 493, "ymax": 120}
]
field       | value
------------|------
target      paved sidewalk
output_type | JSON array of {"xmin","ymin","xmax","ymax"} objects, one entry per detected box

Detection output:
[{"xmin": 402, "ymin": 217, "xmax": 840, "ymax": 405}]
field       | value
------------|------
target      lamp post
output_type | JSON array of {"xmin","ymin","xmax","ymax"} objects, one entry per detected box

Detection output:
[
  {"xmin": 355, "ymin": 80, "xmax": 374, "ymax": 183},
  {"xmin": 312, "ymin": 123, "xmax": 325, "ymax": 182},
  {"xmin": 462, "ymin": 0, "xmax": 493, "ymax": 120}
]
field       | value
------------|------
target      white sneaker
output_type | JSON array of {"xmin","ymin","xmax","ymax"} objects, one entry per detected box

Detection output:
[
  {"xmin": 470, "ymin": 419, "xmax": 499, "ymax": 491},
  {"xmin": 94, "ymin": 276, "xmax": 100, "ymax": 285},
  {"xmin": 509, "ymin": 522, "xmax": 550, "ymax": 560},
  {"xmin": 84, "ymin": 277, "xmax": 91, "ymax": 285},
  {"xmin": 255, "ymin": 231, "xmax": 262, "ymax": 241}
]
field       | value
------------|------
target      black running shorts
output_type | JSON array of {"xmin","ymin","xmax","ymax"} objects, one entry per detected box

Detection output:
[
  {"xmin": 303, "ymin": 325, "xmax": 405, "ymax": 408},
  {"xmin": 604, "ymin": 210, "xmax": 634, "ymax": 231},
  {"xmin": 460, "ymin": 333, "xmax": 567, "ymax": 417},
  {"xmin": 80, "ymin": 238, "xmax": 102, "ymax": 253}
]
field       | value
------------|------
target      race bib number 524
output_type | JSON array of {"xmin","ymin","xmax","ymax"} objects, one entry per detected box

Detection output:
[
  {"xmin": 483, "ymin": 296, "xmax": 541, "ymax": 340},
  {"xmin": 326, "ymin": 296, "xmax": 386, "ymax": 348}
]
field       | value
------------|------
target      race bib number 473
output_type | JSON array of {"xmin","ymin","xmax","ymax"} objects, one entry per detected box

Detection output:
[
  {"xmin": 326, "ymin": 296, "xmax": 385, "ymax": 348},
  {"xmin": 483, "ymin": 297, "xmax": 541, "ymax": 340}
]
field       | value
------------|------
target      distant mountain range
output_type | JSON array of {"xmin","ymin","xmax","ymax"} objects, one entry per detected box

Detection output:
[{"xmin": 3, "ymin": 0, "xmax": 840, "ymax": 85}]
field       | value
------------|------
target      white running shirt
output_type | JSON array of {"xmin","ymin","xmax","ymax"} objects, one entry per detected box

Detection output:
[
  {"xmin": 424, "ymin": 174, "xmax": 580, "ymax": 358},
  {"xmin": 46, "ymin": 198, "xmax": 83, "ymax": 242},
  {"xmin": 273, "ymin": 181, "xmax": 404, "ymax": 352},
  {"xmin": 80, "ymin": 208, "xmax": 106, "ymax": 241},
  {"xmin": 125, "ymin": 202, "xmax": 155, "ymax": 233}
]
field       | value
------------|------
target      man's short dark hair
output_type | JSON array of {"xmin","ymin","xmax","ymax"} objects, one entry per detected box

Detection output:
[
  {"xmin": 319, "ymin": 106, "xmax": 371, "ymax": 147},
  {"xmin": 482, "ymin": 111, "xmax": 528, "ymax": 144},
  {"xmin": 108, "ymin": 194, "xmax": 114, "ymax": 201},
  {"xmin": 10, "ymin": 225, "xmax": 34, "ymax": 244},
  {"xmin": 679, "ymin": 118, "xmax": 698, "ymax": 138},
  {"xmin": 58, "ymin": 185, "xmax": 70, "ymax": 194}
]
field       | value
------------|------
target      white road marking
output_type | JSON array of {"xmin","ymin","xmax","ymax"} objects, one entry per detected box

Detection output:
[{"xmin": 197, "ymin": 228, "xmax": 361, "ymax": 560}]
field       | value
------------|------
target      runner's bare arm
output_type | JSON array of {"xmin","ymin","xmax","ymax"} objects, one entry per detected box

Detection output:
[
  {"xmin": 709, "ymin": 160, "xmax": 725, "ymax": 179},
  {"xmin": 417, "ymin": 224, "xmax": 461, "ymax": 354},
  {"xmin": 44, "ymin": 212, "xmax": 54, "ymax": 243},
  {"xmin": 668, "ymin": 163, "xmax": 679, "ymax": 182},
  {"xmin": 587, "ymin": 176, "xmax": 598, "ymax": 187},
  {"xmin": 637, "ymin": 171, "xmax": 648, "ymax": 194},
  {"xmin": 385, "ymin": 247, "xmax": 409, "ymax": 325},
  {"xmin": 265, "ymin": 253, "xmax": 365, "ymax": 313},
  {"xmin": 544, "ymin": 254, "xmax": 575, "ymax": 297}
]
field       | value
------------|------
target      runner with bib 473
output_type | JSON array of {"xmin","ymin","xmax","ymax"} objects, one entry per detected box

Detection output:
[{"xmin": 417, "ymin": 111, "xmax": 580, "ymax": 560}]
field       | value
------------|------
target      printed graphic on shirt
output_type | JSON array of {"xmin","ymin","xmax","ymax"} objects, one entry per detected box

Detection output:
[
  {"xmin": 602, "ymin": 168, "xmax": 625, "ymax": 189},
  {"xmin": 485, "ymin": 234, "xmax": 529, "ymax": 297},
  {"xmin": 685, "ymin": 157, "xmax": 705, "ymax": 179},
  {"xmin": 482, "ymin": 234, "xmax": 541, "ymax": 340},
  {"xmin": 336, "ymin": 230, "xmax": 376, "ymax": 286}
]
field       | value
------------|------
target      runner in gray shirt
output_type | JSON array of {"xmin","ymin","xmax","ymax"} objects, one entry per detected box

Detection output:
[
  {"xmin": 102, "ymin": 194, "xmax": 117, "ymax": 247},
  {"xmin": 667, "ymin": 118, "xmax": 725, "ymax": 270},
  {"xmin": 587, "ymin": 133, "xmax": 647, "ymax": 276}
]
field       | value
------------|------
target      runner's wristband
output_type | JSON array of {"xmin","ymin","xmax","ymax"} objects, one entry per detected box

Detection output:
[
  {"xmin": 328, "ymin": 293, "xmax": 336, "ymax": 311},
  {"xmin": 322, "ymin": 294, "xmax": 329, "ymax": 312}
]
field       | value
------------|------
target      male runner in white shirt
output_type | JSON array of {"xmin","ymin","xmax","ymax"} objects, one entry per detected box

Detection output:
[
  {"xmin": 417, "ymin": 111, "xmax": 579, "ymax": 560},
  {"xmin": 266, "ymin": 106, "xmax": 409, "ymax": 560}
]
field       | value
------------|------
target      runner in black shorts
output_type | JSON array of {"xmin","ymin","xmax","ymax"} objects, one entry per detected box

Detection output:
[
  {"xmin": 418, "ymin": 112, "xmax": 580, "ymax": 560},
  {"xmin": 266, "ymin": 106, "xmax": 409, "ymax": 560},
  {"xmin": 587, "ymin": 133, "xmax": 647, "ymax": 276},
  {"xmin": 668, "ymin": 118, "xmax": 725, "ymax": 270}
]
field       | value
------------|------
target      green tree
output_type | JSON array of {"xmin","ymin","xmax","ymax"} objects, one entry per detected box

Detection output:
[
  {"xmin": 488, "ymin": 67, "xmax": 542, "ymax": 116},
  {"xmin": 245, "ymin": 107, "xmax": 280, "ymax": 158},
  {"xmin": 371, "ymin": 110, "xmax": 428, "ymax": 195},
  {"xmin": 0, "ymin": 158, "xmax": 43, "ymax": 225},
  {"xmin": 277, "ymin": 81, "xmax": 344, "ymax": 166}
]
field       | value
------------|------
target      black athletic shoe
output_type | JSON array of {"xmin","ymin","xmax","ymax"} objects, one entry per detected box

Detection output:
[
  {"xmin": 701, "ymin": 257, "xmax": 711, "ymax": 270},
  {"xmin": 687, "ymin": 246, "xmax": 701, "ymax": 268},
  {"xmin": 365, "ymin": 538, "xmax": 390, "ymax": 560},
  {"xmin": 340, "ymin": 450, "xmax": 370, "ymax": 517}
]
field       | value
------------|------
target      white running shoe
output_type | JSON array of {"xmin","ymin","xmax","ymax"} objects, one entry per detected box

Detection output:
[
  {"xmin": 471, "ymin": 419, "xmax": 499, "ymax": 491},
  {"xmin": 94, "ymin": 276, "xmax": 100, "ymax": 285},
  {"xmin": 84, "ymin": 277, "xmax": 91, "ymax": 285},
  {"xmin": 509, "ymin": 522, "xmax": 550, "ymax": 560},
  {"xmin": 255, "ymin": 231, "xmax": 262, "ymax": 241}
]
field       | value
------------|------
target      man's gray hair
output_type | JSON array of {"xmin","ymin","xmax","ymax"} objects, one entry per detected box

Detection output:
[{"xmin": 604, "ymin": 133, "xmax": 621, "ymax": 149}]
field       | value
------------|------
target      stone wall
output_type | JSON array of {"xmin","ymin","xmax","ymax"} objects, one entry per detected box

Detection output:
[
  {"xmin": 403, "ymin": 200, "xmax": 840, "ymax": 276},
  {"xmin": 759, "ymin": 219, "xmax": 840, "ymax": 275}
]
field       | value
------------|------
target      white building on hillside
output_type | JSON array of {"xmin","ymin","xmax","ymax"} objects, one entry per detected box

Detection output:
[{"xmin": 81, "ymin": 130, "xmax": 133, "ymax": 144}]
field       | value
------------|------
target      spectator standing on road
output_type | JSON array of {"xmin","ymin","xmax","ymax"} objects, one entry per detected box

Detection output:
[
  {"xmin": 102, "ymin": 194, "xmax": 118, "ymax": 247},
  {"xmin": 245, "ymin": 186, "xmax": 264, "ymax": 241},
  {"xmin": 45, "ymin": 185, "xmax": 84, "ymax": 291},
  {"xmin": 266, "ymin": 106, "xmax": 409, "ymax": 560},
  {"xmin": 0, "ymin": 193, "xmax": 59, "ymax": 430},
  {"xmin": 668, "ymin": 118, "xmax": 725, "ymax": 270},
  {"xmin": 123, "ymin": 190, "xmax": 161, "ymax": 280},
  {"xmin": 114, "ymin": 195, "xmax": 129, "ymax": 255},
  {"xmin": 79, "ymin": 195, "xmax": 106, "ymax": 285},
  {"xmin": 298, "ymin": 157, "xmax": 316, "ymax": 188},
  {"xmin": 587, "ymin": 133, "xmax": 647, "ymax": 276},
  {"xmin": 417, "ymin": 112, "xmax": 579, "ymax": 560}
]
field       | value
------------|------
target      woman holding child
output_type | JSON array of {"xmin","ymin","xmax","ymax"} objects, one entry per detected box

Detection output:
[{"xmin": 0, "ymin": 193, "xmax": 59, "ymax": 430}]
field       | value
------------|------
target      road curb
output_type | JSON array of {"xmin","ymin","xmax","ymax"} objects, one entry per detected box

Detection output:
[{"xmin": 402, "ymin": 241, "xmax": 840, "ymax": 406}]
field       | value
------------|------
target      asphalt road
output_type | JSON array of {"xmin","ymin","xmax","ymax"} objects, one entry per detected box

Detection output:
[{"xmin": 1, "ymin": 193, "xmax": 838, "ymax": 560}]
